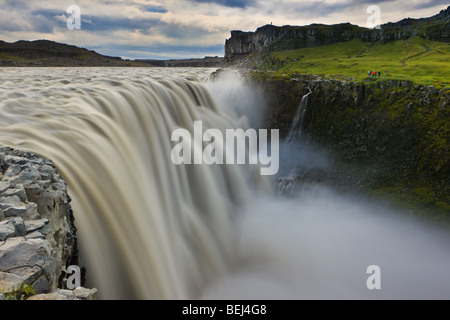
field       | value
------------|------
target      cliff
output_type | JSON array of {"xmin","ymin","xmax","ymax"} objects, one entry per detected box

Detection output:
[
  {"xmin": 0, "ymin": 147, "xmax": 95, "ymax": 300},
  {"xmin": 247, "ymin": 72, "xmax": 449, "ymax": 224},
  {"xmin": 225, "ymin": 6, "xmax": 450, "ymax": 61}
]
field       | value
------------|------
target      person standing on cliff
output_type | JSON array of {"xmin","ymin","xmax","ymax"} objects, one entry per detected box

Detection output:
[
  {"xmin": 378, "ymin": 71, "xmax": 381, "ymax": 77},
  {"xmin": 368, "ymin": 71, "xmax": 371, "ymax": 77}
]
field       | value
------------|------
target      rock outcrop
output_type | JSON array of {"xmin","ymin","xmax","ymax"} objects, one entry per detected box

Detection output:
[
  {"xmin": 0, "ymin": 147, "xmax": 78, "ymax": 295},
  {"xmin": 225, "ymin": 6, "xmax": 450, "ymax": 61},
  {"xmin": 27, "ymin": 287, "xmax": 98, "ymax": 300}
]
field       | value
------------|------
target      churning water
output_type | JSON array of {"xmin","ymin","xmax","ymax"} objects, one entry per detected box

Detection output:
[{"xmin": 0, "ymin": 67, "xmax": 449, "ymax": 299}]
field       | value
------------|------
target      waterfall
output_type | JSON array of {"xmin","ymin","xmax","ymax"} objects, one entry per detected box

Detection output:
[
  {"xmin": 0, "ymin": 67, "xmax": 269, "ymax": 299},
  {"xmin": 287, "ymin": 86, "xmax": 312, "ymax": 144},
  {"xmin": 1, "ymin": 67, "xmax": 450, "ymax": 300}
]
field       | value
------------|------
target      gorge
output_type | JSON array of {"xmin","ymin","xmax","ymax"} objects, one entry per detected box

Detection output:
[{"xmin": 0, "ymin": 67, "xmax": 449, "ymax": 300}]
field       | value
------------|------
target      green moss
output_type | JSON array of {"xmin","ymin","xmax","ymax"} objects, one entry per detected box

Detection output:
[
  {"xmin": 413, "ymin": 187, "xmax": 435, "ymax": 204},
  {"xmin": 3, "ymin": 284, "xmax": 37, "ymax": 300}
]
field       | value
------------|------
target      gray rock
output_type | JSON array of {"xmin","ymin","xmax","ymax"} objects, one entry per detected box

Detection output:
[
  {"xmin": 40, "ymin": 165, "xmax": 54, "ymax": 181},
  {"xmin": 9, "ymin": 217, "xmax": 26, "ymax": 236},
  {"xmin": 0, "ymin": 292, "xmax": 5, "ymax": 300},
  {"xmin": 24, "ymin": 231, "xmax": 46, "ymax": 240},
  {"xmin": 31, "ymin": 275, "xmax": 52, "ymax": 294},
  {"xmin": 25, "ymin": 202, "xmax": 40, "ymax": 220},
  {"xmin": 0, "ymin": 195, "xmax": 21, "ymax": 206},
  {"xmin": 27, "ymin": 289, "xmax": 76, "ymax": 300},
  {"xmin": 25, "ymin": 218, "xmax": 48, "ymax": 233},
  {"xmin": 52, "ymin": 181, "xmax": 66, "ymax": 191},
  {"xmin": 0, "ymin": 203, "xmax": 11, "ymax": 213},
  {"xmin": 43, "ymin": 159, "xmax": 54, "ymax": 166},
  {"xmin": 0, "ymin": 271, "xmax": 24, "ymax": 293},
  {"xmin": 3, "ymin": 155, "xmax": 28, "ymax": 166},
  {"xmin": 74, "ymin": 287, "xmax": 98, "ymax": 300},
  {"xmin": 11, "ymin": 168, "xmax": 40, "ymax": 185},
  {"xmin": 2, "ymin": 185, "xmax": 27, "ymax": 202},
  {"xmin": 0, "ymin": 237, "xmax": 54, "ymax": 293},
  {"xmin": 0, "ymin": 147, "xmax": 78, "ymax": 295},
  {"xmin": 0, "ymin": 220, "xmax": 16, "ymax": 241},
  {"xmin": 4, "ymin": 165, "xmax": 21, "ymax": 177},
  {"xmin": 3, "ymin": 205, "xmax": 26, "ymax": 218},
  {"xmin": 0, "ymin": 181, "xmax": 10, "ymax": 193},
  {"xmin": 24, "ymin": 183, "xmax": 42, "ymax": 202}
]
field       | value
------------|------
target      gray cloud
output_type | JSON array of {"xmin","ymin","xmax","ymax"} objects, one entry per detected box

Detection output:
[
  {"xmin": 413, "ymin": 0, "xmax": 449, "ymax": 10},
  {"xmin": 262, "ymin": 0, "xmax": 354, "ymax": 19},
  {"xmin": 80, "ymin": 15, "xmax": 159, "ymax": 32},
  {"xmin": 189, "ymin": 0, "xmax": 256, "ymax": 8},
  {"xmin": 0, "ymin": 0, "xmax": 446, "ymax": 59}
]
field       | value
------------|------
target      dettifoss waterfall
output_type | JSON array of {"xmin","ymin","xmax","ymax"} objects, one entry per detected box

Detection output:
[{"xmin": 1, "ymin": 68, "xmax": 449, "ymax": 299}]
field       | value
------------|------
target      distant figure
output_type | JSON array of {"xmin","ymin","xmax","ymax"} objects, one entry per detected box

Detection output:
[
  {"xmin": 368, "ymin": 71, "xmax": 371, "ymax": 77},
  {"xmin": 372, "ymin": 71, "xmax": 376, "ymax": 77},
  {"xmin": 378, "ymin": 71, "xmax": 381, "ymax": 77}
]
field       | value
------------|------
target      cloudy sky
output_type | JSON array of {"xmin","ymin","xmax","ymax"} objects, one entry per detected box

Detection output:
[{"xmin": 0, "ymin": 0, "xmax": 448, "ymax": 59}]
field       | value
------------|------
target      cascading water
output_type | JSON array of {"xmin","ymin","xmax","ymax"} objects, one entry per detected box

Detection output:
[
  {"xmin": 0, "ymin": 67, "xmax": 269, "ymax": 299},
  {"xmin": 278, "ymin": 86, "xmax": 323, "ymax": 196},
  {"xmin": 1, "ymin": 67, "xmax": 450, "ymax": 300},
  {"xmin": 286, "ymin": 86, "xmax": 312, "ymax": 144}
]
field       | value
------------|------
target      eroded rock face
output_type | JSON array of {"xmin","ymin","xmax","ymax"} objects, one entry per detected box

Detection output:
[
  {"xmin": 0, "ymin": 147, "xmax": 77, "ymax": 294},
  {"xmin": 224, "ymin": 6, "xmax": 450, "ymax": 61}
]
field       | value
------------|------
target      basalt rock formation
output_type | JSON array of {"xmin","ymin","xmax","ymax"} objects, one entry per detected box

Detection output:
[{"xmin": 0, "ymin": 147, "xmax": 82, "ymax": 297}]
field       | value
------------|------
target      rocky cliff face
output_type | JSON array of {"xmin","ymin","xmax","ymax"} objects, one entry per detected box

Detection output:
[
  {"xmin": 0, "ymin": 147, "xmax": 78, "ymax": 295},
  {"xmin": 249, "ymin": 73, "xmax": 449, "ymax": 221},
  {"xmin": 225, "ymin": 6, "xmax": 450, "ymax": 61}
]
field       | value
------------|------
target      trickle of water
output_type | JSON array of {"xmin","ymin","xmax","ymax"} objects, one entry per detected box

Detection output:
[{"xmin": 287, "ymin": 86, "xmax": 312, "ymax": 143}]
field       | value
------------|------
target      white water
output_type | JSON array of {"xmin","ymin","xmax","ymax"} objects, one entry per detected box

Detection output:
[
  {"xmin": 287, "ymin": 86, "xmax": 312, "ymax": 143},
  {"xmin": 0, "ymin": 67, "xmax": 449, "ymax": 299}
]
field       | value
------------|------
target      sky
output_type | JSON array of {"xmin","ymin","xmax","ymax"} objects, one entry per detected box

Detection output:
[{"xmin": 0, "ymin": 0, "xmax": 448, "ymax": 60}]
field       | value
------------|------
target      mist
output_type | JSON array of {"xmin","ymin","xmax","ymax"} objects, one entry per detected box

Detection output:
[
  {"xmin": 201, "ymin": 187, "xmax": 450, "ymax": 299},
  {"xmin": 203, "ymin": 70, "xmax": 450, "ymax": 300}
]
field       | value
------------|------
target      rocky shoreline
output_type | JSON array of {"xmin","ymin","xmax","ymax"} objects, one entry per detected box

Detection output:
[{"xmin": 0, "ymin": 146, "xmax": 96, "ymax": 300}]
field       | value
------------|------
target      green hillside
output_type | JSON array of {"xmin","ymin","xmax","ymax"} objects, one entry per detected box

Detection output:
[{"xmin": 258, "ymin": 37, "xmax": 450, "ymax": 88}]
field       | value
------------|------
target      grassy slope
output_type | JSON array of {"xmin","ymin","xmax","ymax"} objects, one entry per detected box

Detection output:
[{"xmin": 259, "ymin": 37, "xmax": 450, "ymax": 87}]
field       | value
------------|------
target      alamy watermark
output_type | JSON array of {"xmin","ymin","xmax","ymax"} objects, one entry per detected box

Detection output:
[
  {"xmin": 366, "ymin": 5, "xmax": 381, "ymax": 29},
  {"xmin": 170, "ymin": 121, "xmax": 279, "ymax": 176},
  {"xmin": 66, "ymin": 5, "xmax": 81, "ymax": 30},
  {"xmin": 366, "ymin": 265, "xmax": 381, "ymax": 290},
  {"xmin": 66, "ymin": 265, "xmax": 81, "ymax": 289}
]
